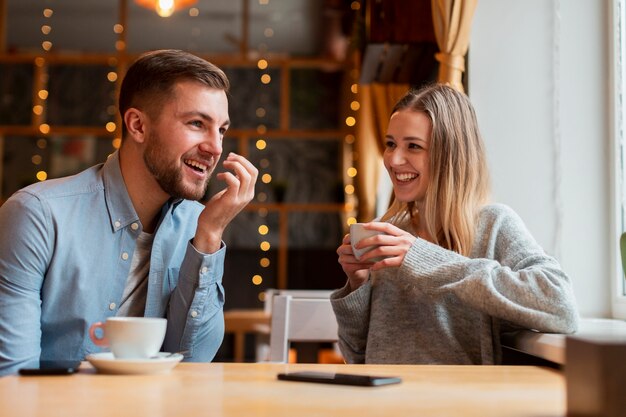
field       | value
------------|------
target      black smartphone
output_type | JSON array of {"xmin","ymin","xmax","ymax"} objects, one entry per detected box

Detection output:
[
  {"xmin": 277, "ymin": 371, "xmax": 401, "ymax": 387},
  {"xmin": 18, "ymin": 360, "xmax": 81, "ymax": 376}
]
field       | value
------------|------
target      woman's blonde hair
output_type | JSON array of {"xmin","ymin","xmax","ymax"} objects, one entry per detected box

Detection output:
[{"xmin": 381, "ymin": 83, "xmax": 490, "ymax": 256}]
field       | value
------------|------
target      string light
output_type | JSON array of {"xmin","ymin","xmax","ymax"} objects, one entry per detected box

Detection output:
[{"xmin": 252, "ymin": 0, "xmax": 275, "ymax": 300}]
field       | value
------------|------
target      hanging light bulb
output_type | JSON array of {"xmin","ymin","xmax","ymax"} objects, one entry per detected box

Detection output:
[
  {"xmin": 135, "ymin": 0, "xmax": 197, "ymax": 17},
  {"xmin": 156, "ymin": 0, "xmax": 175, "ymax": 17}
]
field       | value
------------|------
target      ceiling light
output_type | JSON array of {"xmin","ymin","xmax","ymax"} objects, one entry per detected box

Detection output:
[{"xmin": 135, "ymin": 0, "xmax": 197, "ymax": 17}]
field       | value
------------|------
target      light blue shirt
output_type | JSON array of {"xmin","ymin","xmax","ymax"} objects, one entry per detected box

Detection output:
[{"xmin": 0, "ymin": 152, "xmax": 226, "ymax": 375}]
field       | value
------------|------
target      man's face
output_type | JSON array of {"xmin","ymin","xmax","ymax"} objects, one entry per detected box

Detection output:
[{"xmin": 143, "ymin": 80, "xmax": 230, "ymax": 201}]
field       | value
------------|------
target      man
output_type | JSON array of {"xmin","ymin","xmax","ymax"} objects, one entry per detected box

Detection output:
[{"xmin": 0, "ymin": 50, "xmax": 258, "ymax": 375}]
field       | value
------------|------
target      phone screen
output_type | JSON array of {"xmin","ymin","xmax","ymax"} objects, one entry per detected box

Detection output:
[
  {"xmin": 18, "ymin": 360, "xmax": 81, "ymax": 376},
  {"xmin": 277, "ymin": 371, "xmax": 401, "ymax": 387}
]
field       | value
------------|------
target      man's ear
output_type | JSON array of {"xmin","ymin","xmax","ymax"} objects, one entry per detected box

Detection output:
[{"xmin": 124, "ymin": 108, "xmax": 148, "ymax": 144}]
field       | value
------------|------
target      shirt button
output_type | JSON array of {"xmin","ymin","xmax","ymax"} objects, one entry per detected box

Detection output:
[
  {"xmin": 109, "ymin": 302, "xmax": 116, "ymax": 310},
  {"xmin": 114, "ymin": 221, "xmax": 121, "ymax": 228},
  {"xmin": 201, "ymin": 266, "xmax": 208, "ymax": 274},
  {"xmin": 190, "ymin": 310, "xmax": 198, "ymax": 318},
  {"xmin": 131, "ymin": 223, "xmax": 139, "ymax": 231},
  {"xmin": 121, "ymin": 252, "xmax": 129, "ymax": 260}
]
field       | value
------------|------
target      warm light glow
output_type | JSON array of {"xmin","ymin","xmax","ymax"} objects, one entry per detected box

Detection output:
[
  {"xmin": 256, "ymin": 139, "xmax": 267, "ymax": 150},
  {"xmin": 261, "ymin": 174, "xmax": 272, "ymax": 184},
  {"xmin": 115, "ymin": 40, "xmax": 126, "ymax": 51},
  {"xmin": 257, "ymin": 59, "xmax": 268, "ymax": 70},
  {"xmin": 107, "ymin": 72, "xmax": 118, "ymax": 82},
  {"xmin": 112, "ymin": 138, "xmax": 122, "ymax": 149},
  {"xmin": 36, "ymin": 171, "xmax": 48, "ymax": 181},
  {"xmin": 41, "ymin": 25, "xmax": 52, "ymax": 35},
  {"xmin": 258, "ymin": 292, "xmax": 266, "ymax": 302},
  {"xmin": 351, "ymin": 1, "xmax": 361, "ymax": 10},
  {"xmin": 35, "ymin": 57, "xmax": 45, "ymax": 67},
  {"xmin": 256, "ymin": 107, "xmax": 266, "ymax": 118},
  {"xmin": 259, "ymin": 0, "xmax": 269, "ymax": 5},
  {"xmin": 39, "ymin": 124, "xmax": 50, "ymax": 134},
  {"xmin": 258, "ymin": 225, "xmax": 269, "ymax": 235},
  {"xmin": 345, "ymin": 116, "xmax": 356, "ymax": 127},
  {"xmin": 350, "ymin": 101, "xmax": 360, "ymax": 111},
  {"xmin": 189, "ymin": 7, "xmax": 199, "ymax": 16},
  {"xmin": 113, "ymin": 24, "xmax": 124, "ymax": 34},
  {"xmin": 252, "ymin": 275, "xmax": 263, "ymax": 285},
  {"xmin": 38, "ymin": 90, "xmax": 48, "ymax": 100},
  {"xmin": 260, "ymin": 74, "xmax": 271, "ymax": 84},
  {"xmin": 260, "ymin": 241, "xmax": 271, "ymax": 251},
  {"xmin": 31, "ymin": 155, "xmax": 43, "ymax": 165},
  {"xmin": 260, "ymin": 258, "xmax": 270, "ymax": 267},
  {"xmin": 345, "ymin": 184, "xmax": 355, "ymax": 194},
  {"xmin": 345, "ymin": 134, "xmax": 355, "ymax": 144},
  {"xmin": 347, "ymin": 167, "xmax": 357, "ymax": 177},
  {"xmin": 347, "ymin": 217, "xmax": 357, "ymax": 226},
  {"xmin": 134, "ymin": 0, "xmax": 198, "ymax": 17},
  {"xmin": 106, "ymin": 122, "xmax": 117, "ymax": 132},
  {"xmin": 42, "ymin": 41, "xmax": 52, "ymax": 51},
  {"xmin": 43, "ymin": 9, "xmax": 53, "ymax": 18},
  {"xmin": 156, "ymin": 0, "xmax": 175, "ymax": 17},
  {"xmin": 257, "ymin": 125, "xmax": 267, "ymax": 134},
  {"xmin": 351, "ymin": 83, "xmax": 358, "ymax": 94},
  {"xmin": 32, "ymin": 105, "xmax": 43, "ymax": 115}
]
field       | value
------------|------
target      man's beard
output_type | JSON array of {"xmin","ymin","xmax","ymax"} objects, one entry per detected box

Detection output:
[{"xmin": 143, "ymin": 131, "xmax": 214, "ymax": 201}]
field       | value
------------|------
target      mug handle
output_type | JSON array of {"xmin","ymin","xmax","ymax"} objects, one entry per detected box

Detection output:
[{"xmin": 89, "ymin": 322, "xmax": 109, "ymax": 347}]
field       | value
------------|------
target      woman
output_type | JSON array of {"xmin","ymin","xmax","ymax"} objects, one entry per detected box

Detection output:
[{"xmin": 331, "ymin": 84, "xmax": 579, "ymax": 364}]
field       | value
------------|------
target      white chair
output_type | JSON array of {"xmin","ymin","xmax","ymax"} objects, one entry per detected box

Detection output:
[{"xmin": 268, "ymin": 294, "xmax": 339, "ymax": 363}]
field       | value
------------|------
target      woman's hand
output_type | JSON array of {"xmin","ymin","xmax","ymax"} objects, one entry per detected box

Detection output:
[
  {"xmin": 337, "ymin": 234, "xmax": 371, "ymax": 292},
  {"xmin": 352, "ymin": 222, "xmax": 417, "ymax": 272}
]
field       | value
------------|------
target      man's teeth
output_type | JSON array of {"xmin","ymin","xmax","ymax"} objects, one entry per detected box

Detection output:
[
  {"xmin": 396, "ymin": 173, "xmax": 417, "ymax": 182},
  {"xmin": 184, "ymin": 159, "xmax": 207, "ymax": 172}
]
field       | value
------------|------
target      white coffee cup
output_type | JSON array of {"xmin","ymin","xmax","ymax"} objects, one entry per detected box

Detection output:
[
  {"xmin": 350, "ymin": 223, "xmax": 385, "ymax": 262},
  {"xmin": 89, "ymin": 317, "xmax": 167, "ymax": 359}
]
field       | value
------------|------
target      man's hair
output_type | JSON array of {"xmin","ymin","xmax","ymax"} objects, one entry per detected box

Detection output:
[
  {"xmin": 381, "ymin": 83, "xmax": 491, "ymax": 256},
  {"xmin": 119, "ymin": 49, "xmax": 230, "ymax": 137}
]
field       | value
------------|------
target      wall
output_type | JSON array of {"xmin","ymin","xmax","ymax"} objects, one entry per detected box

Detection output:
[{"xmin": 469, "ymin": 0, "xmax": 611, "ymax": 317}]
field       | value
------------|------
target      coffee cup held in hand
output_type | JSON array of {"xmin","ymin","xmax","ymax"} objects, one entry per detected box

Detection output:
[
  {"xmin": 89, "ymin": 317, "xmax": 167, "ymax": 359},
  {"xmin": 350, "ymin": 223, "xmax": 386, "ymax": 262}
]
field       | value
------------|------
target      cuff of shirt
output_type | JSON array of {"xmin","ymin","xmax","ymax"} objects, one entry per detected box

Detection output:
[{"xmin": 179, "ymin": 239, "xmax": 226, "ymax": 289}]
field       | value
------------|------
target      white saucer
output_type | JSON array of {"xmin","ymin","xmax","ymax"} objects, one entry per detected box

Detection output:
[{"xmin": 86, "ymin": 352, "xmax": 183, "ymax": 375}]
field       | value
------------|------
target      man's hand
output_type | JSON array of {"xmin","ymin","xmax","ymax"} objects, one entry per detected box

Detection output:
[{"xmin": 193, "ymin": 153, "xmax": 258, "ymax": 253}]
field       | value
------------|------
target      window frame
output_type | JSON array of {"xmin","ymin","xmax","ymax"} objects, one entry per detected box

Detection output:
[{"xmin": 612, "ymin": 0, "xmax": 626, "ymax": 318}]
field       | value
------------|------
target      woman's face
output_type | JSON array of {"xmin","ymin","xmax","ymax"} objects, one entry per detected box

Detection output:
[{"xmin": 383, "ymin": 109, "xmax": 432, "ymax": 205}]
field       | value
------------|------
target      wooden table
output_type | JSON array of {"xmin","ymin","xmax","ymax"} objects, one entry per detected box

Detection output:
[{"xmin": 0, "ymin": 362, "xmax": 565, "ymax": 417}]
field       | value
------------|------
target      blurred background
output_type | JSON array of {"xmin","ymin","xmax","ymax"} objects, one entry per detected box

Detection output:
[{"xmin": 0, "ymin": 0, "xmax": 445, "ymax": 360}]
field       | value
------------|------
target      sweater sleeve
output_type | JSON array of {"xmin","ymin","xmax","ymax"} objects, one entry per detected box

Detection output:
[
  {"xmin": 399, "ymin": 204, "xmax": 579, "ymax": 334},
  {"xmin": 330, "ymin": 281, "xmax": 372, "ymax": 363}
]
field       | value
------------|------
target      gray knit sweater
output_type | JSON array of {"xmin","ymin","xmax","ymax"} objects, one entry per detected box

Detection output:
[{"xmin": 330, "ymin": 204, "xmax": 579, "ymax": 364}]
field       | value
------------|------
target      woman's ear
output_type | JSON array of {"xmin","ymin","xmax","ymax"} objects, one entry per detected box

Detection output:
[{"xmin": 124, "ymin": 108, "xmax": 147, "ymax": 144}]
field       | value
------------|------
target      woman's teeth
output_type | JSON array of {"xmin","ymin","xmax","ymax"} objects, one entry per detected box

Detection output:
[{"xmin": 396, "ymin": 173, "xmax": 417, "ymax": 182}]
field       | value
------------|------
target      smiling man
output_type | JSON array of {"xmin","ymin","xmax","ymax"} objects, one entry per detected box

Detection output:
[{"xmin": 0, "ymin": 50, "xmax": 258, "ymax": 375}]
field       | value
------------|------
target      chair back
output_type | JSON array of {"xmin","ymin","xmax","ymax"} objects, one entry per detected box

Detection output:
[
  {"xmin": 263, "ymin": 289, "xmax": 334, "ymax": 314},
  {"xmin": 268, "ymin": 294, "xmax": 338, "ymax": 363}
]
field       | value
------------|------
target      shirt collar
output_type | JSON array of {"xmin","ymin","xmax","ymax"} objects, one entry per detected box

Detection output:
[{"xmin": 102, "ymin": 151, "xmax": 140, "ymax": 233}]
